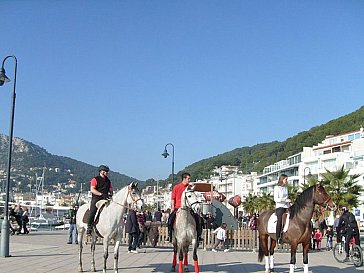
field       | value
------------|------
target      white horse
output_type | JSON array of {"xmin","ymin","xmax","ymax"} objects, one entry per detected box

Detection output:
[
  {"xmin": 172, "ymin": 184, "xmax": 202, "ymax": 273},
  {"xmin": 76, "ymin": 182, "xmax": 143, "ymax": 273}
]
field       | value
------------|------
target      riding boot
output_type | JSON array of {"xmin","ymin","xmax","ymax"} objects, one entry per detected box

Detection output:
[{"xmin": 86, "ymin": 224, "xmax": 93, "ymax": 235}]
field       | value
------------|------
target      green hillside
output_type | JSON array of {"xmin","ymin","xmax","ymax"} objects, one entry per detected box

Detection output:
[
  {"xmin": 0, "ymin": 136, "xmax": 143, "ymax": 193},
  {"xmin": 178, "ymin": 106, "xmax": 364, "ymax": 182}
]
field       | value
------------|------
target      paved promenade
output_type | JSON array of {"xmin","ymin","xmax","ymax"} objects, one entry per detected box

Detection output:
[{"xmin": 0, "ymin": 230, "xmax": 363, "ymax": 273}]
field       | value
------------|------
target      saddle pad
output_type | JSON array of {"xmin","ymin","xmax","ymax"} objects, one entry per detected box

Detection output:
[
  {"xmin": 83, "ymin": 209, "xmax": 90, "ymax": 224},
  {"xmin": 267, "ymin": 213, "xmax": 290, "ymax": 234}
]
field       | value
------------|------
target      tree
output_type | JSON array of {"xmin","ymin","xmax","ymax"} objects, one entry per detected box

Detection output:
[{"xmin": 321, "ymin": 165, "xmax": 362, "ymax": 215}]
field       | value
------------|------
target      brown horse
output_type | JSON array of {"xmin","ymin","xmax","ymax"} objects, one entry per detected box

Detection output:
[{"xmin": 257, "ymin": 183, "xmax": 336, "ymax": 273}]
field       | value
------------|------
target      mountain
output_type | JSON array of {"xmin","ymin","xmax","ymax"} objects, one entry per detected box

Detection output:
[
  {"xmin": 178, "ymin": 106, "xmax": 364, "ymax": 182},
  {"xmin": 0, "ymin": 135, "xmax": 143, "ymax": 193}
]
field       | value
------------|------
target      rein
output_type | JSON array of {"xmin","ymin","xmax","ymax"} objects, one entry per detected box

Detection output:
[
  {"xmin": 184, "ymin": 190, "xmax": 201, "ymax": 212},
  {"xmin": 111, "ymin": 186, "xmax": 142, "ymax": 211}
]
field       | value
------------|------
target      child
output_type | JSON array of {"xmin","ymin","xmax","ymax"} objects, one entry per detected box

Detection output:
[
  {"xmin": 325, "ymin": 226, "xmax": 334, "ymax": 250},
  {"xmin": 313, "ymin": 228, "xmax": 322, "ymax": 250},
  {"xmin": 211, "ymin": 223, "xmax": 229, "ymax": 252}
]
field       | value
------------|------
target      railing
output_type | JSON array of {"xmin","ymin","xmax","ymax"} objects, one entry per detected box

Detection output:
[{"xmin": 90, "ymin": 222, "xmax": 296, "ymax": 252}]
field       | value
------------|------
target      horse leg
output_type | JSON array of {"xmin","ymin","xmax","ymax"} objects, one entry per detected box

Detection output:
[
  {"xmin": 193, "ymin": 241, "xmax": 199, "ymax": 273},
  {"xmin": 113, "ymin": 239, "xmax": 121, "ymax": 273},
  {"xmin": 268, "ymin": 237, "xmax": 276, "ymax": 271},
  {"xmin": 91, "ymin": 235, "xmax": 97, "ymax": 272},
  {"xmin": 103, "ymin": 238, "xmax": 109, "ymax": 273},
  {"xmin": 289, "ymin": 242, "xmax": 298, "ymax": 273},
  {"xmin": 184, "ymin": 252, "xmax": 188, "ymax": 266},
  {"xmin": 183, "ymin": 247, "xmax": 189, "ymax": 272},
  {"xmin": 302, "ymin": 242, "xmax": 310, "ymax": 273},
  {"xmin": 78, "ymin": 228, "xmax": 84, "ymax": 272},
  {"xmin": 258, "ymin": 234, "xmax": 270, "ymax": 273},
  {"xmin": 178, "ymin": 248, "xmax": 184, "ymax": 273},
  {"xmin": 171, "ymin": 243, "xmax": 177, "ymax": 272}
]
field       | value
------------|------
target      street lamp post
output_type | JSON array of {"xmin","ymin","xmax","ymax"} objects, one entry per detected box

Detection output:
[
  {"xmin": 0, "ymin": 55, "xmax": 18, "ymax": 257},
  {"xmin": 303, "ymin": 166, "xmax": 312, "ymax": 185},
  {"xmin": 162, "ymin": 143, "xmax": 175, "ymax": 185}
]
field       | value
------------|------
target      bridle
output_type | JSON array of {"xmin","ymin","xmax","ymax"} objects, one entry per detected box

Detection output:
[
  {"xmin": 183, "ymin": 190, "xmax": 201, "ymax": 213},
  {"xmin": 112, "ymin": 186, "xmax": 143, "ymax": 210}
]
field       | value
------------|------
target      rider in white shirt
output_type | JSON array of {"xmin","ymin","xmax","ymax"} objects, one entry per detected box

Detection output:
[{"xmin": 274, "ymin": 174, "xmax": 291, "ymax": 244}]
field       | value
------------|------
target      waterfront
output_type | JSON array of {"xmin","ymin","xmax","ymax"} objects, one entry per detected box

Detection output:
[{"xmin": 0, "ymin": 230, "xmax": 363, "ymax": 273}]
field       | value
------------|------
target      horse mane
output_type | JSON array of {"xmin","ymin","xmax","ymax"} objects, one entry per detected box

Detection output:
[{"xmin": 289, "ymin": 185, "xmax": 314, "ymax": 219}]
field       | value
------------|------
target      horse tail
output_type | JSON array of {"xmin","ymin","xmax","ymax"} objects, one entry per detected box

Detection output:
[{"xmin": 258, "ymin": 236, "xmax": 264, "ymax": 262}]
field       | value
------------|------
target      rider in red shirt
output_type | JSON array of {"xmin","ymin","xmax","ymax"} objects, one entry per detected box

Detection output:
[{"xmin": 167, "ymin": 172, "xmax": 202, "ymax": 242}]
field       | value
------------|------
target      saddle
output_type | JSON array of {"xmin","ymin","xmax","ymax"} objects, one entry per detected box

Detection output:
[
  {"xmin": 82, "ymin": 200, "xmax": 110, "ymax": 237},
  {"xmin": 267, "ymin": 212, "xmax": 290, "ymax": 234}
]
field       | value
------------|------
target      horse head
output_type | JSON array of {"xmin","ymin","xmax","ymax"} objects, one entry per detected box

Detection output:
[
  {"xmin": 183, "ymin": 184, "xmax": 201, "ymax": 213},
  {"xmin": 313, "ymin": 183, "xmax": 336, "ymax": 210},
  {"xmin": 127, "ymin": 181, "xmax": 144, "ymax": 211}
]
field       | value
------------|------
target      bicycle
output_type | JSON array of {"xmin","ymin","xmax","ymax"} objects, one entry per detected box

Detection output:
[{"xmin": 333, "ymin": 234, "xmax": 363, "ymax": 267}]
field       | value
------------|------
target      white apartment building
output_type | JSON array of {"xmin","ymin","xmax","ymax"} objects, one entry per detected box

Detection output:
[
  {"xmin": 256, "ymin": 127, "xmax": 364, "ymax": 220},
  {"xmin": 207, "ymin": 166, "xmax": 257, "ymax": 213}
]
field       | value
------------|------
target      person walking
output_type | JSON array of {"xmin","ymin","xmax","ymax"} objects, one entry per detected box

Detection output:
[
  {"xmin": 137, "ymin": 211, "xmax": 146, "ymax": 248},
  {"xmin": 21, "ymin": 207, "xmax": 29, "ymax": 234},
  {"xmin": 125, "ymin": 208, "xmax": 139, "ymax": 254},
  {"xmin": 204, "ymin": 212, "xmax": 217, "ymax": 230},
  {"xmin": 15, "ymin": 205, "xmax": 23, "ymax": 235},
  {"xmin": 87, "ymin": 165, "xmax": 113, "ymax": 235},
  {"xmin": 67, "ymin": 204, "xmax": 79, "ymax": 244},
  {"xmin": 273, "ymin": 174, "xmax": 291, "ymax": 244},
  {"xmin": 154, "ymin": 209, "xmax": 162, "ymax": 222},
  {"xmin": 211, "ymin": 223, "xmax": 229, "ymax": 252},
  {"xmin": 167, "ymin": 172, "xmax": 202, "ymax": 242}
]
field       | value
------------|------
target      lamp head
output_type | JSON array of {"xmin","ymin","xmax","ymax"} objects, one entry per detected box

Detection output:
[
  {"xmin": 0, "ymin": 67, "xmax": 11, "ymax": 86},
  {"xmin": 162, "ymin": 149, "xmax": 169, "ymax": 158}
]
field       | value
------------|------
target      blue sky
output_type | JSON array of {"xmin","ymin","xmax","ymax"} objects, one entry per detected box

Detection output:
[{"xmin": 0, "ymin": 1, "xmax": 363, "ymax": 181}]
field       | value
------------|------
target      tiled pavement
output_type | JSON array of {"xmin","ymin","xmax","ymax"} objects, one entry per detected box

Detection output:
[{"xmin": 0, "ymin": 230, "xmax": 363, "ymax": 273}]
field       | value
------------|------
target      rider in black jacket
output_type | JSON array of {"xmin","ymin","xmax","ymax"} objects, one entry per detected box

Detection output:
[
  {"xmin": 338, "ymin": 207, "xmax": 360, "ymax": 262},
  {"xmin": 86, "ymin": 165, "xmax": 113, "ymax": 235}
]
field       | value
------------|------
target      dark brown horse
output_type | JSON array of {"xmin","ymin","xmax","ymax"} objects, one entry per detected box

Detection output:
[{"xmin": 257, "ymin": 183, "xmax": 336, "ymax": 273}]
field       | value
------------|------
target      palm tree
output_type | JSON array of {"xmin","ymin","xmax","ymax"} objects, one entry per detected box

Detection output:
[
  {"xmin": 321, "ymin": 165, "xmax": 362, "ymax": 215},
  {"xmin": 256, "ymin": 192, "xmax": 274, "ymax": 212},
  {"xmin": 242, "ymin": 193, "xmax": 257, "ymax": 214}
]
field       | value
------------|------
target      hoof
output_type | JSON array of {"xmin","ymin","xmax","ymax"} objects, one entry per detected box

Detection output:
[{"xmin": 171, "ymin": 266, "xmax": 176, "ymax": 272}]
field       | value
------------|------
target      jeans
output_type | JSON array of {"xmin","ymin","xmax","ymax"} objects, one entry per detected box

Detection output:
[
  {"xmin": 128, "ymin": 232, "xmax": 138, "ymax": 251},
  {"xmin": 69, "ymin": 224, "xmax": 78, "ymax": 243}
]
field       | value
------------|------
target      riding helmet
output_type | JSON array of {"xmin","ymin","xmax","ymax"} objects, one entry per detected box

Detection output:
[{"xmin": 98, "ymin": 165, "xmax": 110, "ymax": 172}]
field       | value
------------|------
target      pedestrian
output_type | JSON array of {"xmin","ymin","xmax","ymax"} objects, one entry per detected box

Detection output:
[
  {"xmin": 154, "ymin": 209, "xmax": 162, "ymax": 222},
  {"xmin": 313, "ymin": 228, "xmax": 322, "ymax": 250},
  {"xmin": 204, "ymin": 212, "xmax": 217, "ymax": 230},
  {"xmin": 137, "ymin": 211, "xmax": 146, "ymax": 248},
  {"xmin": 21, "ymin": 207, "xmax": 29, "ymax": 234},
  {"xmin": 15, "ymin": 205, "xmax": 23, "ymax": 235},
  {"xmin": 87, "ymin": 165, "xmax": 113, "ymax": 235},
  {"xmin": 125, "ymin": 208, "xmax": 139, "ymax": 254},
  {"xmin": 167, "ymin": 172, "xmax": 202, "ymax": 242},
  {"xmin": 273, "ymin": 174, "xmax": 291, "ymax": 244},
  {"xmin": 9, "ymin": 205, "xmax": 17, "ymax": 235},
  {"xmin": 249, "ymin": 213, "xmax": 258, "ymax": 231},
  {"xmin": 325, "ymin": 226, "xmax": 334, "ymax": 250},
  {"xmin": 162, "ymin": 209, "xmax": 170, "ymax": 224},
  {"xmin": 333, "ymin": 214, "xmax": 341, "ymax": 243},
  {"xmin": 67, "ymin": 204, "xmax": 78, "ymax": 244},
  {"xmin": 145, "ymin": 210, "xmax": 153, "ymax": 222},
  {"xmin": 211, "ymin": 223, "xmax": 229, "ymax": 252}
]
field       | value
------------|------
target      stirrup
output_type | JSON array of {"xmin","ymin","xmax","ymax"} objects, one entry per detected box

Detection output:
[{"xmin": 86, "ymin": 227, "xmax": 92, "ymax": 235}]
